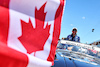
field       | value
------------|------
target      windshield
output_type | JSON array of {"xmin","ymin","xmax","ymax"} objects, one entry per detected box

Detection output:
[{"xmin": 57, "ymin": 40, "xmax": 100, "ymax": 65}]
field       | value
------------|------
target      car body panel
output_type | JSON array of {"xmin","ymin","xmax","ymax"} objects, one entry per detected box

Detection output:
[
  {"xmin": 53, "ymin": 52, "xmax": 66, "ymax": 67},
  {"xmin": 54, "ymin": 52, "xmax": 100, "ymax": 67}
]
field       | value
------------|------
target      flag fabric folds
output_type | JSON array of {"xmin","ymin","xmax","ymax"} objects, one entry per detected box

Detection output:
[{"xmin": 0, "ymin": 0, "xmax": 65, "ymax": 67}]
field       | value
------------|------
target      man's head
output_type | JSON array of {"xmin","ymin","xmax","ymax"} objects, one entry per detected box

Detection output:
[{"xmin": 72, "ymin": 28, "xmax": 77, "ymax": 35}]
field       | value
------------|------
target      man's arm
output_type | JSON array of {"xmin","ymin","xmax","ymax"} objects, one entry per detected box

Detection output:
[
  {"xmin": 62, "ymin": 35, "xmax": 70, "ymax": 40},
  {"xmin": 66, "ymin": 35, "xmax": 70, "ymax": 40}
]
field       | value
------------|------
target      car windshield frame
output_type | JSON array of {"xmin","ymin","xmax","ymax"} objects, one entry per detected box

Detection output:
[{"xmin": 56, "ymin": 40, "xmax": 100, "ymax": 65}]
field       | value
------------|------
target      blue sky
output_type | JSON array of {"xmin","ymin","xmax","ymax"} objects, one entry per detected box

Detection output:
[{"xmin": 60, "ymin": 0, "xmax": 100, "ymax": 44}]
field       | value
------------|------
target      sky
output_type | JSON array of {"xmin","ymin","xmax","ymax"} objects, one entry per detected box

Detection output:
[{"xmin": 60, "ymin": 0, "xmax": 100, "ymax": 44}]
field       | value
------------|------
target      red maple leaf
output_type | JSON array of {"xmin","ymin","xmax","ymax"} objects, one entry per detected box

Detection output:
[{"xmin": 18, "ymin": 2, "xmax": 51, "ymax": 54}]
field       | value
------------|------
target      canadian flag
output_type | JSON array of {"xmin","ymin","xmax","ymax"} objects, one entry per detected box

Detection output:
[{"xmin": 0, "ymin": 0, "xmax": 65, "ymax": 67}]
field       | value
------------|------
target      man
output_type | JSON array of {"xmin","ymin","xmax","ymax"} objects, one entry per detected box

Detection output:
[
  {"xmin": 66, "ymin": 28, "xmax": 80, "ymax": 42},
  {"xmin": 65, "ymin": 28, "xmax": 80, "ymax": 51}
]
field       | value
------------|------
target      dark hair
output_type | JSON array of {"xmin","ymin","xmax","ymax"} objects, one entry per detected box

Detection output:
[{"xmin": 72, "ymin": 28, "xmax": 77, "ymax": 31}]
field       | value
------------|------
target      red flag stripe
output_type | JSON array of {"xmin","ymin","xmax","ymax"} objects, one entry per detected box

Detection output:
[
  {"xmin": 0, "ymin": 0, "xmax": 10, "ymax": 45},
  {"xmin": 47, "ymin": 0, "xmax": 65, "ymax": 65},
  {"xmin": 0, "ymin": 42, "xmax": 28, "ymax": 67},
  {"xmin": 0, "ymin": 0, "xmax": 10, "ymax": 8}
]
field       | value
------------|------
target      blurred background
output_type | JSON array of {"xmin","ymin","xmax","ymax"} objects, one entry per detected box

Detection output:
[{"xmin": 60, "ymin": 0, "xmax": 100, "ymax": 44}]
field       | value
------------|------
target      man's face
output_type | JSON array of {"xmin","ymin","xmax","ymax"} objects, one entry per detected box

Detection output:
[{"xmin": 72, "ymin": 29, "xmax": 77, "ymax": 35}]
